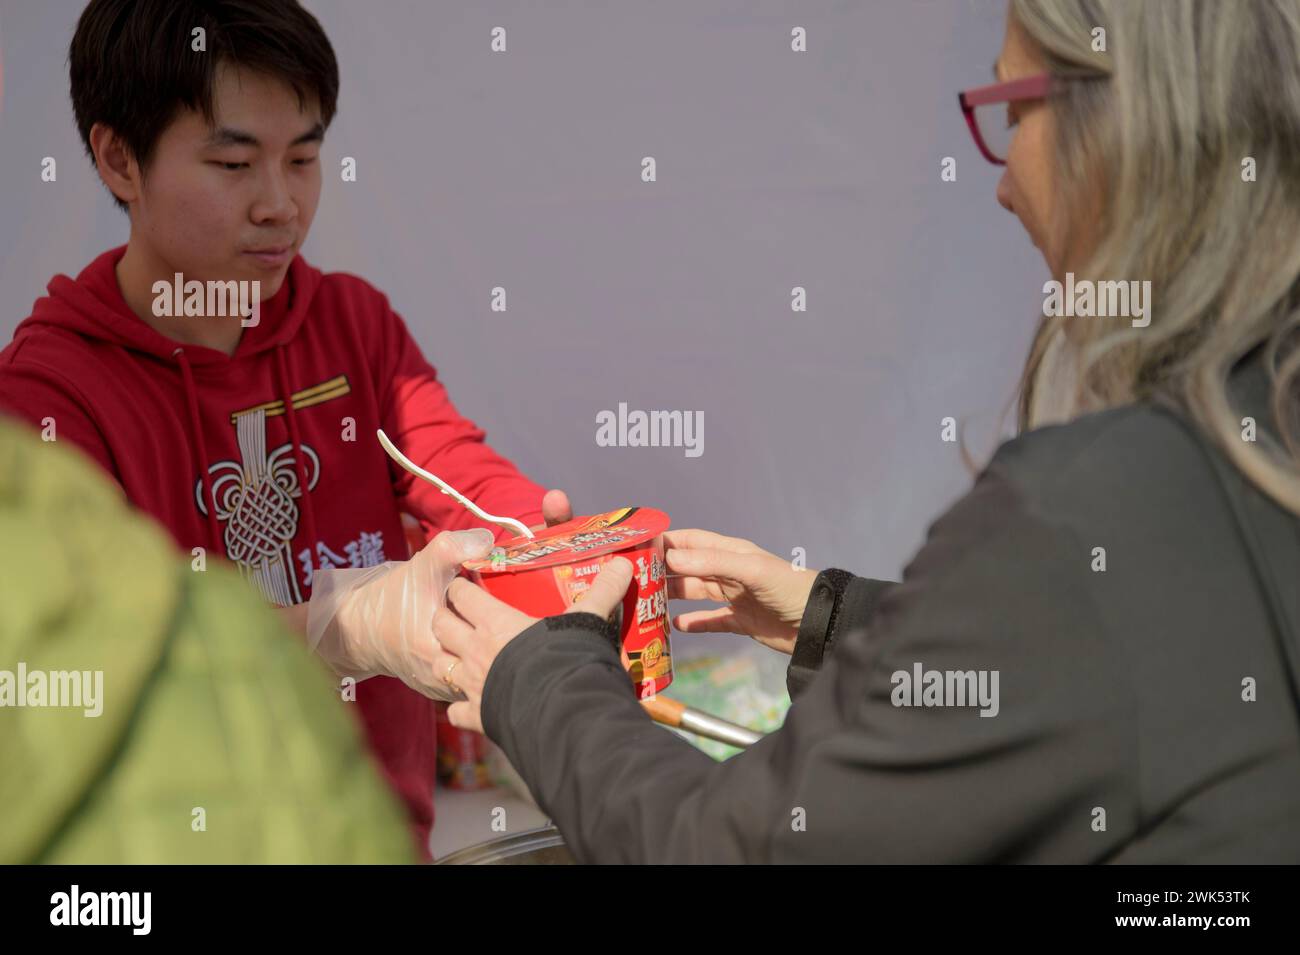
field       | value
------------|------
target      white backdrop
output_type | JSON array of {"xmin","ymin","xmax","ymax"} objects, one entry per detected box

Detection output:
[{"xmin": 0, "ymin": 0, "xmax": 1043, "ymax": 670}]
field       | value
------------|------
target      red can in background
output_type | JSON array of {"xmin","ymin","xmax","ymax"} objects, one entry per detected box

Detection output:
[
  {"xmin": 434, "ymin": 702, "xmax": 493, "ymax": 790},
  {"xmin": 462, "ymin": 507, "xmax": 673, "ymax": 696},
  {"xmin": 406, "ymin": 517, "xmax": 496, "ymax": 792}
]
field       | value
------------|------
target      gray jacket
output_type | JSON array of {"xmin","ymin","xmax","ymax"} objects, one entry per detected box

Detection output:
[{"xmin": 482, "ymin": 357, "xmax": 1300, "ymax": 862}]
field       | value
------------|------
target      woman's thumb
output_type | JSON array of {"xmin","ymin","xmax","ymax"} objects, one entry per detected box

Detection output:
[{"xmin": 567, "ymin": 557, "xmax": 635, "ymax": 619}]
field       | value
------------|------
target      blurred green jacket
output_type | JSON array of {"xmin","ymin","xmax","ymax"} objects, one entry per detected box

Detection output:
[{"xmin": 0, "ymin": 416, "xmax": 417, "ymax": 863}]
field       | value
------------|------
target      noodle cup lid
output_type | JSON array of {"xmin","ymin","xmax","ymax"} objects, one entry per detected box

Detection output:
[{"xmin": 462, "ymin": 506, "xmax": 670, "ymax": 573}]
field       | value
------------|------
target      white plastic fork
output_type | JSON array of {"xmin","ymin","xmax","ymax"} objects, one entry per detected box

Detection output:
[{"xmin": 376, "ymin": 429, "xmax": 536, "ymax": 540}]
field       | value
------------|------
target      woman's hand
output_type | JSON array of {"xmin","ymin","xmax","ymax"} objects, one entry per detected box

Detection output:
[
  {"xmin": 664, "ymin": 529, "xmax": 819, "ymax": 655},
  {"xmin": 433, "ymin": 556, "xmax": 635, "ymax": 733}
]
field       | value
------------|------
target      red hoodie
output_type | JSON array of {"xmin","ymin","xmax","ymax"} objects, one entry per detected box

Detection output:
[{"xmin": 0, "ymin": 245, "xmax": 547, "ymax": 857}]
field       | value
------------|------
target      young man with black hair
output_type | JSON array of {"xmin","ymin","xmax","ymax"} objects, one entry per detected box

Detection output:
[{"xmin": 0, "ymin": 0, "xmax": 568, "ymax": 856}]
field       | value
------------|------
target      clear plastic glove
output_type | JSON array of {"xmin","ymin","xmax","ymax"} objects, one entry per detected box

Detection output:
[{"xmin": 305, "ymin": 527, "xmax": 496, "ymax": 700}]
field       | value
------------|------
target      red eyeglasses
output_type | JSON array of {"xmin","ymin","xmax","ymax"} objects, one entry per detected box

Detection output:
[{"xmin": 958, "ymin": 72, "xmax": 1052, "ymax": 166}]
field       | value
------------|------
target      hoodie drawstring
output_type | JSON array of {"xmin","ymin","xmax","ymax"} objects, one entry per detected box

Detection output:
[
  {"xmin": 174, "ymin": 347, "xmax": 224, "ymax": 555},
  {"xmin": 274, "ymin": 345, "xmax": 322, "ymax": 577}
]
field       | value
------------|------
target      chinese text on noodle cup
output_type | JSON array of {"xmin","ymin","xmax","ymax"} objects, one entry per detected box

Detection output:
[{"xmin": 463, "ymin": 507, "xmax": 673, "ymax": 695}]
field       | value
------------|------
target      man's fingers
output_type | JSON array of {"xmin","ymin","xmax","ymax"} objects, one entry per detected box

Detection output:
[
  {"xmin": 541, "ymin": 489, "xmax": 572, "ymax": 528},
  {"xmin": 427, "ymin": 527, "xmax": 495, "ymax": 569},
  {"xmin": 528, "ymin": 488, "xmax": 572, "ymax": 534},
  {"xmin": 566, "ymin": 557, "xmax": 634, "ymax": 619},
  {"xmin": 673, "ymin": 608, "xmax": 743, "ymax": 635}
]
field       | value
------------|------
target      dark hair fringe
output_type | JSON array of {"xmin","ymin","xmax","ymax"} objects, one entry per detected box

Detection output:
[{"xmin": 69, "ymin": 0, "xmax": 339, "ymax": 211}]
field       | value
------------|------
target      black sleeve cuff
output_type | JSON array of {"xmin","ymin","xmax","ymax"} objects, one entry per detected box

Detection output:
[
  {"xmin": 482, "ymin": 612, "xmax": 620, "ymax": 741},
  {"xmin": 786, "ymin": 570, "xmax": 894, "ymax": 699}
]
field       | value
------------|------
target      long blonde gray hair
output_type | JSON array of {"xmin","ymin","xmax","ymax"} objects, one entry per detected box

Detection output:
[{"xmin": 1012, "ymin": 0, "xmax": 1300, "ymax": 515}]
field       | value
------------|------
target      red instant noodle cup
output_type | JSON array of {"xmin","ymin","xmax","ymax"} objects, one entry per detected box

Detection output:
[{"xmin": 462, "ymin": 507, "xmax": 673, "ymax": 696}]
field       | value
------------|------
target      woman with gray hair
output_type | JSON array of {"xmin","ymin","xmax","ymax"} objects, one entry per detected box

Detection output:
[{"xmin": 425, "ymin": 0, "xmax": 1300, "ymax": 862}]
